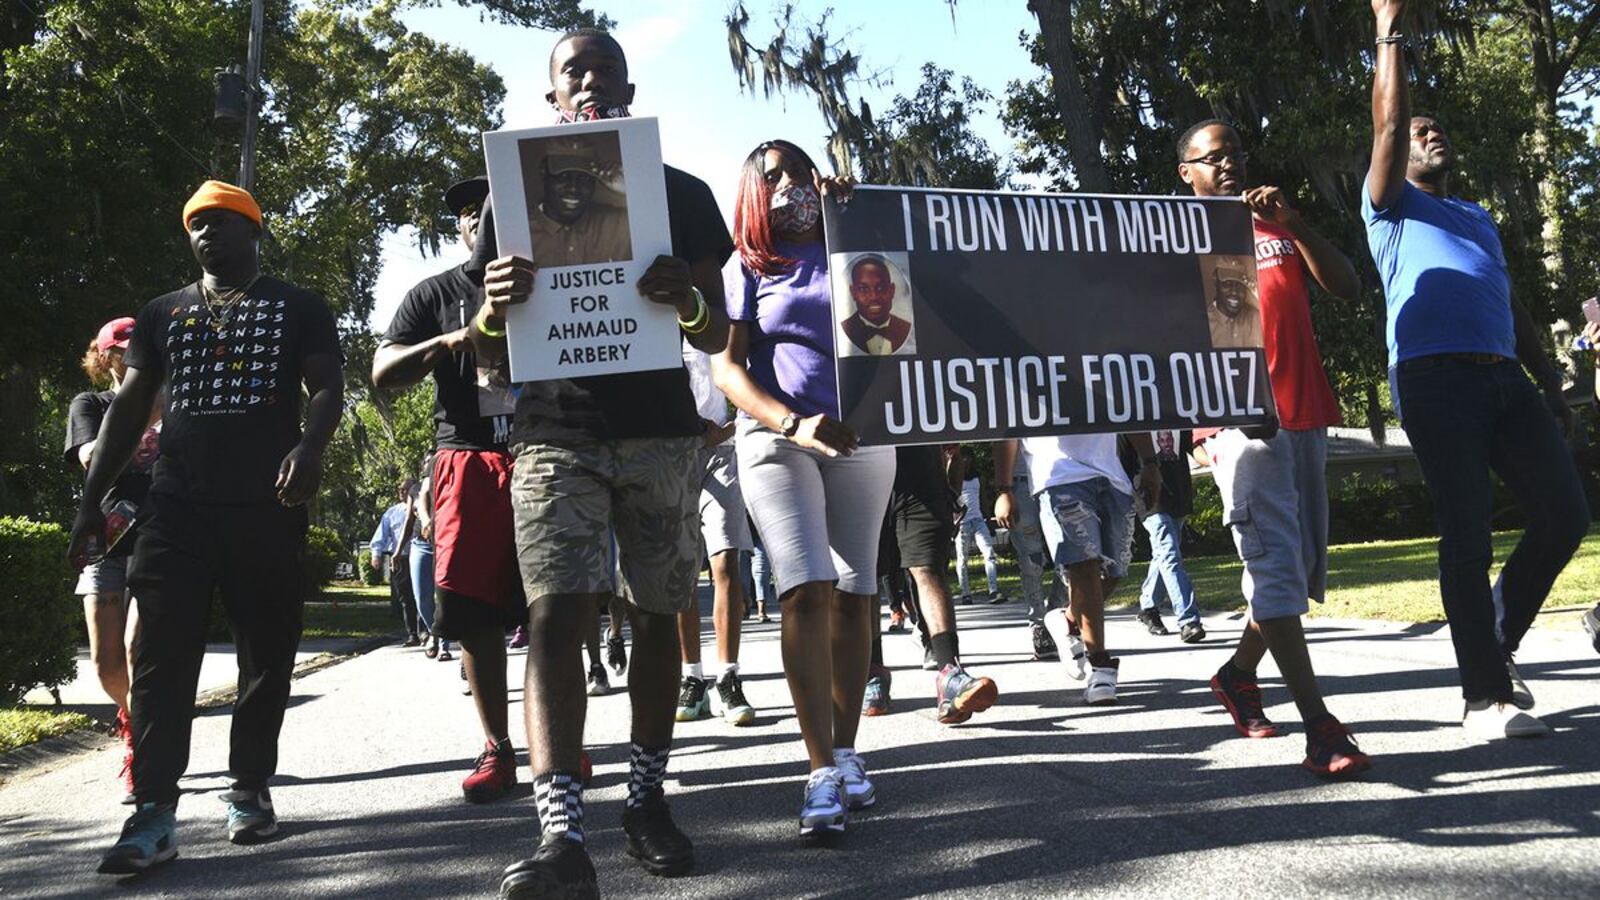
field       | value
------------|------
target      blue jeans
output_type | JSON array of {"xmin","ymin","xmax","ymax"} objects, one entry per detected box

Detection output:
[
  {"xmin": 410, "ymin": 543, "xmax": 450, "ymax": 651},
  {"xmin": 1139, "ymin": 512, "xmax": 1198, "ymax": 626},
  {"xmin": 1396, "ymin": 357, "xmax": 1589, "ymax": 702}
]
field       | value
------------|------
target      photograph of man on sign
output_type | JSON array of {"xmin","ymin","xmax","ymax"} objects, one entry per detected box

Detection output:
[
  {"xmin": 1199, "ymin": 253, "xmax": 1263, "ymax": 348},
  {"xmin": 517, "ymin": 131, "xmax": 632, "ymax": 268},
  {"xmin": 836, "ymin": 251, "xmax": 917, "ymax": 357}
]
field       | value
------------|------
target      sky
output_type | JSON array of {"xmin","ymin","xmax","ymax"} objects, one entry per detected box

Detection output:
[{"xmin": 368, "ymin": 0, "xmax": 1043, "ymax": 332}]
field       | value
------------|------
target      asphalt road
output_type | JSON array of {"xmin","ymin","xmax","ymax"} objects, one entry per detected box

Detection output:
[{"xmin": 3, "ymin": 593, "xmax": 1598, "ymax": 899}]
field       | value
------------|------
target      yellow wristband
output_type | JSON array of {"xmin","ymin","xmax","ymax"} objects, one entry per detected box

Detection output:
[
  {"xmin": 678, "ymin": 287, "xmax": 709, "ymax": 334},
  {"xmin": 475, "ymin": 311, "xmax": 506, "ymax": 338}
]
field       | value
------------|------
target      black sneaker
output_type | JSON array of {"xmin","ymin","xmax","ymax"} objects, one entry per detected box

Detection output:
[
  {"xmin": 1179, "ymin": 622, "xmax": 1206, "ymax": 644},
  {"xmin": 1210, "ymin": 662, "xmax": 1280, "ymax": 739},
  {"xmin": 675, "ymin": 676, "xmax": 710, "ymax": 721},
  {"xmin": 987, "ymin": 591, "xmax": 1009, "ymax": 605},
  {"xmin": 715, "ymin": 670, "xmax": 756, "ymax": 726},
  {"xmin": 500, "ymin": 835, "xmax": 598, "ymax": 899},
  {"xmin": 1136, "ymin": 609, "xmax": 1170, "ymax": 636},
  {"xmin": 1031, "ymin": 621, "xmax": 1059, "ymax": 661},
  {"xmin": 621, "ymin": 794, "xmax": 695, "ymax": 876},
  {"xmin": 1584, "ymin": 603, "xmax": 1600, "ymax": 655},
  {"xmin": 607, "ymin": 634, "xmax": 628, "ymax": 677}
]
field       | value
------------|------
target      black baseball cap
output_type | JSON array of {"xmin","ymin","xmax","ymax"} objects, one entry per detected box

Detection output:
[{"xmin": 445, "ymin": 176, "xmax": 489, "ymax": 216}]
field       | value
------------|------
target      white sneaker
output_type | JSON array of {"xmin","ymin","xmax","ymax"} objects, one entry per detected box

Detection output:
[
  {"xmin": 1462, "ymin": 700, "xmax": 1550, "ymax": 740},
  {"xmin": 798, "ymin": 767, "xmax": 846, "ymax": 841},
  {"xmin": 832, "ymin": 749, "xmax": 875, "ymax": 810},
  {"xmin": 1042, "ymin": 608, "xmax": 1087, "ymax": 681},
  {"xmin": 1084, "ymin": 659, "xmax": 1120, "ymax": 705}
]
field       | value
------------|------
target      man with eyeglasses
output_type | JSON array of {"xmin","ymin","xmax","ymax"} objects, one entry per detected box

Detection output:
[
  {"xmin": 373, "ymin": 175, "xmax": 533, "ymax": 804},
  {"xmin": 1176, "ymin": 118, "xmax": 1373, "ymax": 778},
  {"xmin": 1365, "ymin": 0, "xmax": 1588, "ymax": 740}
]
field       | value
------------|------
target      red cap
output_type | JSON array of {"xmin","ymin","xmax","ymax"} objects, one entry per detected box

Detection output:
[{"xmin": 95, "ymin": 317, "xmax": 136, "ymax": 353}]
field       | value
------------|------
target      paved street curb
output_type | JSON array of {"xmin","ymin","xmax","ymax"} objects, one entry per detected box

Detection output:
[{"xmin": 0, "ymin": 632, "xmax": 396, "ymax": 789}]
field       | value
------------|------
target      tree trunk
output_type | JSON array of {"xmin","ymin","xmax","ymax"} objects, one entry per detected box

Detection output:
[{"xmin": 1027, "ymin": 0, "xmax": 1112, "ymax": 192}]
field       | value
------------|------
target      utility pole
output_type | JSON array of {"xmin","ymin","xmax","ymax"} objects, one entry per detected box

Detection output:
[{"xmin": 238, "ymin": 0, "xmax": 265, "ymax": 190}]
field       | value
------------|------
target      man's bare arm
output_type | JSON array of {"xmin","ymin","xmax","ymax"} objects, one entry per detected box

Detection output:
[{"xmin": 1368, "ymin": 0, "xmax": 1410, "ymax": 209}]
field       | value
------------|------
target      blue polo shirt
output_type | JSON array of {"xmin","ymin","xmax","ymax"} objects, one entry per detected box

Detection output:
[{"xmin": 1361, "ymin": 179, "xmax": 1515, "ymax": 366}]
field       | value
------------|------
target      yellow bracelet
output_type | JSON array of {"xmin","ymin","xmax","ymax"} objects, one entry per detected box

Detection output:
[
  {"xmin": 678, "ymin": 287, "xmax": 709, "ymax": 334},
  {"xmin": 475, "ymin": 311, "xmax": 506, "ymax": 338}
]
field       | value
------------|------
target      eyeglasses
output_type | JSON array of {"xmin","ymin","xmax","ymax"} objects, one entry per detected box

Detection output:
[{"xmin": 1182, "ymin": 151, "xmax": 1248, "ymax": 168}]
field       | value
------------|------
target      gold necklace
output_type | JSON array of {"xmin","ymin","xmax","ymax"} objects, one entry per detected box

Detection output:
[{"xmin": 200, "ymin": 275, "xmax": 260, "ymax": 332}]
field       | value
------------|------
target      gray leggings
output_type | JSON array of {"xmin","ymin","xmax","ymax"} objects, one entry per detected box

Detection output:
[{"xmin": 735, "ymin": 421, "xmax": 896, "ymax": 597}]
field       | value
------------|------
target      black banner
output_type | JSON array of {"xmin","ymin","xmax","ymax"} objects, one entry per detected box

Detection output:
[{"xmin": 824, "ymin": 186, "xmax": 1275, "ymax": 445}]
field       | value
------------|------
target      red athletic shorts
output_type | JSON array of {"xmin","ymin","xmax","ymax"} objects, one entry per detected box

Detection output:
[{"xmin": 432, "ymin": 448, "xmax": 522, "ymax": 614}]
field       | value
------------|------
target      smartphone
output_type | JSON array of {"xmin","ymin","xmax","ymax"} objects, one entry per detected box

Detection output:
[
  {"xmin": 102, "ymin": 499, "xmax": 139, "ymax": 558},
  {"xmin": 1583, "ymin": 297, "xmax": 1600, "ymax": 326}
]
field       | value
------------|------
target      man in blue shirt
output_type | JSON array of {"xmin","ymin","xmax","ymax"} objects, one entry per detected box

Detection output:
[
  {"xmin": 370, "ymin": 481, "xmax": 420, "ymax": 646},
  {"xmin": 1365, "ymin": 0, "xmax": 1589, "ymax": 740}
]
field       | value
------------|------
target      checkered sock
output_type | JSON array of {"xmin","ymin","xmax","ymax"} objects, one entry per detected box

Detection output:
[
  {"xmin": 532, "ymin": 771, "xmax": 584, "ymax": 843},
  {"xmin": 626, "ymin": 743, "xmax": 670, "ymax": 809}
]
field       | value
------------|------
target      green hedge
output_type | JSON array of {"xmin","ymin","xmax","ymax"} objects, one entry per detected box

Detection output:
[
  {"xmin": 356, "ymin": 551, "xmax": 383, "ymax": 586},
  {"xmin": 303, "ymin": 525, "xmax": 344, "ymax": 592},
  {"xmin": 0, "ymin": 517, "xmax": 80, "ymax": 704}
]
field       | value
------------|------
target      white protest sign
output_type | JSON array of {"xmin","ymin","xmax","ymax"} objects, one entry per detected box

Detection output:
[{"xmin": 482, "ymin": 117, "xmax": 678, "ymax": 383}]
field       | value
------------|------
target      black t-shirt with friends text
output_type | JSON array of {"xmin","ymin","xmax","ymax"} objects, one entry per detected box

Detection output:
[
  {"xmin": 383, "ymin": 264, "xmax": 515, "ymax": 450},
  {"xmin": 124, "ymin": 276, "xmax": 340, "ymax": 503},
  {"xmin": 508, "ymin": 165, "xmax": 735, "ymax": 444}
]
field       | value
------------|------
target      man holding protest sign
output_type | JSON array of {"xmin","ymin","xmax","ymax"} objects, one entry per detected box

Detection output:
[
  {"xmin": 1175, "ymin": 118, "xmax": 1370, "ymax": 777},
  {"xmin": 470, "ymin": 28, "xmax": 733, "ymax": 898},
  {"xmin": 1366, "ymin": 0, "xmax": 1588, "ymax": 740}
]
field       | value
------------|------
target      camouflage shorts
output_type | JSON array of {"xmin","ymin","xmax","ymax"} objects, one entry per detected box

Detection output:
[{"xmin": 510, "ymin": 436, "xmax": 701, "ymax": 615}]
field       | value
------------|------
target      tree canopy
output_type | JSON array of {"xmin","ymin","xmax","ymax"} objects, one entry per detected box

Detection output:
[{"xmin": 0, "ymin": 0, "xmax": 597, "ymax": 535}]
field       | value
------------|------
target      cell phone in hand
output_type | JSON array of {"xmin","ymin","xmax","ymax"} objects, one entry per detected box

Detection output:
[{"xmin": 1583, "ymin": 297, "xmax": 1600, "ymax": 326}]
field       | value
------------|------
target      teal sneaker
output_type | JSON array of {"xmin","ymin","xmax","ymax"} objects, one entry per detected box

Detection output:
[
  {"xmin": 97, "ymin": 803, "xmax": 178, "ymax": 875},
  {"xmin": 222, "ymin": 788, "xmax": 278, "ymax": 844},
  {"xmin": 675, "ymin": 676, "xmax": 710, "ymax": 722},
  {"xmin": 861, "ymin": 665, "xmax": 891, "ymax": 716}
]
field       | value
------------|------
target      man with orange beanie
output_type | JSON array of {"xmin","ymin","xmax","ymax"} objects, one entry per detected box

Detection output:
[{"xmin": 70, "ymin": 180, "xmax": 343, "ymax": 874}]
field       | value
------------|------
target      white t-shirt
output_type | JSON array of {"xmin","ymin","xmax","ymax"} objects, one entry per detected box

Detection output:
[
  {"xmin": 960, "ymin": 477, "xmax": 984, "ymax": 523},
  {"xmin": 682, "ymin": 342, "xmax": 729, "ymax": 427},
  {"xmin": 1021, "ymin": 434, "xmax": 1132, "ymax": 497}
]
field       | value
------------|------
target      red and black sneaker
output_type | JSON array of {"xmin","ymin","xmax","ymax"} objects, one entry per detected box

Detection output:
[
  {"xmin": 114, "ymin": 708, "xmax": 135, "ymax": 799},
  {"xmin": 1210, "ymin": 662, "xmax": 1280, "ymax": 739},
  {"xmin": 463, "ymin": 739, "xmax": 517, "ymax": 803},
  {"xmin": 580, "ymin": 750, "xmax": 593, "ymax": 788},
  {"xmin": 1303, "ymin": 713, "xmax": 1371, "ymax": 778}
]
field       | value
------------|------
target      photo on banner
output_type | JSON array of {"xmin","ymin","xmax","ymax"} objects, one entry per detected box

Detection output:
[
  {"xmin": 831, "ymin": 251, "xmax": 918, "ymax": 358},
  {"xmin": 822, "ymin": 185, "xmax": 1275, "ymax": 446},
  {"xmin": 482, "ymin": 117, "xmax": 677, "ymax": 383}
]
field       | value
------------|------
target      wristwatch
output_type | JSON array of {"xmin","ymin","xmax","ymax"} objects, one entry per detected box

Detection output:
[{"xmin": 780, "ymin": 413, "xmax": 801, "ymax": 437}]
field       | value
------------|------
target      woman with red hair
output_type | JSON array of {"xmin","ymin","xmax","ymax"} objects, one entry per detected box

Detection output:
[
  {"xmin": 713, "ymin": 140, "xmax": 896, "ymax": 843},
  {"xmin": 64, "ymin": 317, "xmax": 161, "ymax": 798}
]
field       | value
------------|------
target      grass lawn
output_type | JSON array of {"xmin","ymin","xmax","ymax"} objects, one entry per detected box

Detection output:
[
  {"xmin": 977, "ymin": 528, "xmax": 1600, "ymax": 625},
  {"xmin": 0, "ymin": 708, "xmax": 94, "ymax": 753},
  {"xmin": 303, "ymin": 582, "xmax": 399, "ymax": 640}
]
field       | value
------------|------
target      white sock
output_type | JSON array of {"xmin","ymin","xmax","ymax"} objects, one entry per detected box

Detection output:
[
  {"xmin": 685, "ymin": 661, "xmax": 703, "ymax": 680},
  {"xmin": 717, "ymin": 661, "xmax": 737, "ymax": 681}
]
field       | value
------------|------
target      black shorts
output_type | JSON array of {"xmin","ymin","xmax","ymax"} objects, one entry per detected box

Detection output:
[
  {"xmin": 891, "ymin": 446, "xmax": 956, "ymax": 570},
  {"xmin": 431, "ymin": 586, "xmax": 525, "ymax": 640}
]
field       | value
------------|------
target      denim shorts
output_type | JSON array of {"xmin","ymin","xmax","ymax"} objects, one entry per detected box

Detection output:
[{"xmin": 1043, "ymin": 476, "xmax": 1136, "ymax": 578}]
